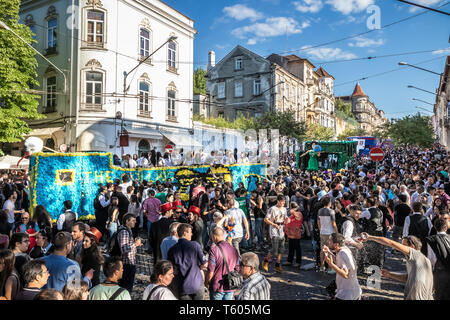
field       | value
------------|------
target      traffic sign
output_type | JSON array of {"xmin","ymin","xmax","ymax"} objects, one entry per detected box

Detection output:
[
  {"xmin": 165, "ymin": 144, "xmax": 173, "ymax": 154},
  {"xmin": 369, "ymin": 148, "xmax": 385, "ymax": 162},
  {"xmin": 59, "ymin": 144, "xmax": 67, "ymax": 153}
]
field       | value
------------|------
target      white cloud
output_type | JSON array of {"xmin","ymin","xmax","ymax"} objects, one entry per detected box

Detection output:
[
  {"xmin": 348, "ymin": 36, "xmax": 385, "ymax": 47},
  {"xmin": 293, "ymin": 0, "xmax": 324, "ymax": 13},
  {"xmin": 232, "ymin": 17, "xmax": 310, "ymax": 40},
  {"xmin": 407, "ymin": 0, "xmax": 441, "ymax": 12},
  {"xmin": 432, "ymin": 47, "xmax": 450, "ymax": 55},
  {"xmin": 326, "ymin": 0, "xmax": 374, "ymax": 14},
  {"xmin": 223, "ymin": 4, "xmax": 264, "ymax": 21},
  {"xmin": 301, "ymin": 45, "xmax": 357, "ymax": 60}
]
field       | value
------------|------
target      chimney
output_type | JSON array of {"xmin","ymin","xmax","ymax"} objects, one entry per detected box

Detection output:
[{"xmin": 208, "ymin": 51, "xmax": 215, "ymax": 71}]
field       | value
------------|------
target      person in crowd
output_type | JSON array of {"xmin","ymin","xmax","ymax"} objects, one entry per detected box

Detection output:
[
  {"xmin": 57, "ymin": 200, "xmax": 77, "ymax": 232},
  {"xmin": 361, "ymin": 232, "xmax": 434, "ymax": 300},
  {"xmin": 149, "ymin": 203, "xmax": 173, "ymax": 264},
  {"xmin": 94, "ymin": 186, "xmax": 110, "ymax": 241},
  {"xmin": 117, "ymin": 213, "xmax": 142, "ymax": 293},
  {"xmin": 187, "ymin": 206, "xmax": 204, "ymax": 248},
  {"xmin": 107, "ymin": 196, "xmax": 120, "ymax": 237},
  {"xmin": 426, "ymin": 218, "xmax": 450, "ymax": 300},
  {"xmin": 62, "ymin": 280, "xmax": 89, "ymax": 300},
  {"xmin": 77, "ymin": 228, "xmax": 104, "ymax": 287},
  {"xmin": 160, "ymin": 222, "xmax": 180, "ymax": 260},
  {"xmin": 402, "ymin": 202, "xmax": 433, "ymax": 255},
  {"xmin": 30, "ymin": 228, "xmax": 54, "ymax": 259},
  {"xmin": 393, "ymin": 194, "xmax": 412, "ymax": 242},
  {"xmin": 317, "ymin": 196, "xmax": 338, "ymax": 273},
  {"xmin": 224, "ymin": 198, "xmax": 250, "ymax": 256},
  {"xmin": 15, "ymin": 259, "xmax": 49, "ymax": 300},
  {"xmin": 3, "ymin": 191, "xmax": 24, "ymax": 230},
  {"xmin": 88, "ymin": 256, "xmax": 131, "ymax": 300},
  {"xmin": 0, "ymin": 210, "xmax": 12, "ymax": 243},
  {"xmin": 34, "ymin": 205, "xmax": 53, "ymax": 231},
  {"xmin": 236, "ymin": 252, "xmax": 270, "ymax": 300},
  {"xmin": 113, "ymin": 186, "xmax": 130, "ymax": 224},
  {"xmin": 250, "ymin": 190, "xmax": 266, "ymax": 250},
  {"xmin": 205, "ymin": 227, "xmax": 240, "ymax": 300},
  {"xmin": 284, "ymin": 202, "xmax": 303, "ymax": 268},
  {"xmin": 323, "ymin": 233, "xmax": 362, "ymax": 300},
  {"xmin": 167, "ymin": 223, "xmax": 207, "ymax": 300},
  {"xmin": 69, "ymin": 222, "xmax": 87, "ymax": 260},
  {"xmin": 0, "ymin": 249, "xmax": 21, "ymax": 300},
  {"xmin": 9, "ymin": 232, "xmax": 30, "ymax": 285},
  {"xmin": 42, "ymin": 231, "xmax": 93, "ymax": 292},
  {"xmin": 142, "ymin": 260, "xmax": 177, "ymax": 300},
  {"xmin": 142, "ymin": 189, "xmax": 161, "ymax": 253}
]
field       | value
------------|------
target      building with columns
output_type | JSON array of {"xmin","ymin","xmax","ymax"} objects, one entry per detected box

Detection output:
[{"xmin": 10, "ymin": 0, "xmax": 199, "ymax": 157}]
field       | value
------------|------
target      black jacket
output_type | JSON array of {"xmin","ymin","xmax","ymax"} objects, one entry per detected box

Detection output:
[{"xmin": 149, "ymin": 217, "xmax": 172, "ymax": 264}]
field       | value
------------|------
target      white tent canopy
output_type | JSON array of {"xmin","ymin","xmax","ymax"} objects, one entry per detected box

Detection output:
[{"xmin": 0, "ymin": 155, "xmax": 29, "ymax": 169}]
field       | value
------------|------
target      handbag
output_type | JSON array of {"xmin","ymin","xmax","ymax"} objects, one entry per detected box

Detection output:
[{"xmin": 216, "ymin": 243, "xmax": 243, "ymax": 290}]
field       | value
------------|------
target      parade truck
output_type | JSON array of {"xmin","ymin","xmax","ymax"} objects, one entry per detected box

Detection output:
[
  {"xmin": 347, "ymin": 136, "xmax": 378, "ymax": 156},
  {"xmin": 296, "ymin": 141, "xmax": 357, "ymax": 172}
]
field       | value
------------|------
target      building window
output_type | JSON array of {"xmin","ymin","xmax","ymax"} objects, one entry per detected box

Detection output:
[
  {"xmin": 139, "ymin": 81, "xmax": 150, "ymax": 117},
  {"xmin": 47, "ymin": 18, "xmax": 57, "ymax": 49},
  {"xmin": 45, "ymin": 76, "xmax": 57, "ymax": 110},
  {"xmin": 167, "ymin": 89, "xmax": 176, "ymax": 119},
  {"xmin": 85, "ymin": 72, "xmax": 103, "ymax": 105},
  {"xmin": 235, "ymin": 81, "xmax": 243, "ymax": 97},
  {"xmin": 254, "ymin": 80, "xmax": 261, "ymax": 95},
  {"xmin": 87, "ymin": 10, "xmax": 104, "ymax": 46},
  {"xmin": 140, "ymin": 28, "xmax": 150, "ymax": 58},
  {"xmin": 168, "ymin": 40, "xmax": 177, "ymax": 70},
  {"xmin": 235, "ymin": 58, "xmax": 243, "ymax": 70},
  {"xmin": 138, "ymin": 139, "xmax": 150, "ymax": 157},
  {"xmin": 218, "ymin": 82, "xmax": 225, "ymax": 99}
]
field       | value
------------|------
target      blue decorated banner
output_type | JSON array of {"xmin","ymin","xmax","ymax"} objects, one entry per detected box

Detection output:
[{"xmin": 29, "ymin": 153, "xmax": 267, "ymax": 221}]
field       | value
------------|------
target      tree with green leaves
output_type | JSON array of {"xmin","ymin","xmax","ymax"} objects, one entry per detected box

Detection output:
[
  {"xmin": 193, "ymin": 68, "xmax": 207, "ymax": 95},
  {"xmin": 254, "ymin": 110, "xmax": 306, "ymax": 141},
  {"xmin": 337, "ymin": 127, "xmax": 368, "ymax": 140},
  {"xmin": 379, "ymin": 113, "xmax": 434, "ymax": 148},
  {"xmin": 304, "ymin": 123, "xmax": 335, "ymax": 141},
  {"xmin": 0, "ymin": 0, "xmax": 42, "ymax": 154}
]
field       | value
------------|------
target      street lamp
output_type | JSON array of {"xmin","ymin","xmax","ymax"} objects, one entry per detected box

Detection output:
[
  {"xmin": 407, "ymin": 85, "xmax": 438, "ymax": 96},
  {"xmin": 398, "ymin": 62, "xmax": 442, "ymax": 76},
  {"xmin": 415, "ymin": 106, "xmax": 433, "ymax": 114},
  {"xmin": 123, "ymin": 35, "xmax": 178, "ymax": 93},
  {"xmin": 0, "ymin": 20, "xmax": 67, "ymax": 93},
  {"xmin": 412, "ymin": 98, "xmax": 435, "ymax": 106}
]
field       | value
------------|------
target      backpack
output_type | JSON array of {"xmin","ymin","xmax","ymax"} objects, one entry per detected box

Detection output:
[{"xmin": 108, "ymin": 226, "xmax": 132, "ymax": 257}]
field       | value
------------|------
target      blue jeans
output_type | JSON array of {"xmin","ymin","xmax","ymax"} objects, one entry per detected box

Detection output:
[
  {"xmin": 255, "ymin": 218, "xmax": 264, "ymax": 245},
  {"xmin": 210, "ymin": 291, "xmax": 234, "ymax": 300},
  {"xmin": 107, "ymin": 222, "xmax": 117, "ymax": 238}
]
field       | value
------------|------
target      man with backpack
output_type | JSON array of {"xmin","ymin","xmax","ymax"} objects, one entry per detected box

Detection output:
[
  {"xmin": 109, "ymin": 213, "xmax": 142, "ymax": 293},
  {"xmin": 88, "ymin": 256, "xmax": 131, "ymax": 300}
]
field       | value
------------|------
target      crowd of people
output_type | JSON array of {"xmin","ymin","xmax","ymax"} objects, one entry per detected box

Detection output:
[{"xmin": 0, "ymin": 144, "xmax": 449, "ymax": 301}]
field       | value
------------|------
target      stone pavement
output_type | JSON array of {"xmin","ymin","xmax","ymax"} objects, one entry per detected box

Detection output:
[{"xmin": 127, "ymin": 238, "xmax": 406, "ymax": 300}]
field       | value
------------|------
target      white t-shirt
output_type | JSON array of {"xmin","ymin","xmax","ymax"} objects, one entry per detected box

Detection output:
[
  {"xmin": 2, "ymin": 199, "xmax": 15, "ymax": 224},
  {"xmin": 119, "ymin": 181, "xmax": 132, "ymax": 194},
  {"xmin": 335, "ymin": 246, "xmax": 361, "ymax": 300},
  {"xmin": 265, "ymin": 206, "xmax": 287, "ymax": 239},
  {"xmin": 142, "ymin": 284, "xmax": 177, "ymax": 300},
  {"xmin": 318, "ymin": 207, "xmax": 336, "ymax": 235},
  {"xmin": 224, "ymin": 207, "xmax": 247, "ymax": 239}
]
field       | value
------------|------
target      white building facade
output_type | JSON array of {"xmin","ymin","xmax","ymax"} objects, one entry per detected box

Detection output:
[{"xmin": 17, "ymin": 0, "xmax": 198, "ymax": 157}]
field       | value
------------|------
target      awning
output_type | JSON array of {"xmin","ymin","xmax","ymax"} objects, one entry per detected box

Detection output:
[
  {"xmin": 25, "ymin": 127, "xmax": 63, "ymax": 138},
  {"xmin": 0, "ymin": 155, "xmax": 29, "ymax": 169},
  {"xmin": 160, "ymin": 130, "xmax": 203, "ymax": 149},
  {"xmin": 126, "ymin": 128, "xmax": 163, "ymax": 140}
]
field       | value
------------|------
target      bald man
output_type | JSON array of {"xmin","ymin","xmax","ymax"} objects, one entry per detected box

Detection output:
[{"xmin": 205, "ymin": 227, "xmax": 240, "ymax": 300}]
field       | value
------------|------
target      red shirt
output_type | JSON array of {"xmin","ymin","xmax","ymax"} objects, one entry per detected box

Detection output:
[
  {"xmin": 285, "ymin": 215, "xmax": 303, "ymax": 239},
  {"xmin": 341, "ymin": 200, "xmax": 352, "ymax": 208}
]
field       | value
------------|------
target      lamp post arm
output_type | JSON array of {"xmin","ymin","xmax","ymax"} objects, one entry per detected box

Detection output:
[{"xmin": 406, "ymin": 64, "xmax": 442, "ymax": 76}]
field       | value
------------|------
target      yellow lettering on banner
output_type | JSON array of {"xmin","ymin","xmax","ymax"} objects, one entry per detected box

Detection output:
[
  {"xmin": 94, "ymin": 171, "xmax": 104, "ymax": 184},
  {"xmin": 84, "ymin": 172, "xmax": 92, "ymax": 183},
  {"xmin": 105, "ymin": 171, "xmax": 113, "ymax": 183}
]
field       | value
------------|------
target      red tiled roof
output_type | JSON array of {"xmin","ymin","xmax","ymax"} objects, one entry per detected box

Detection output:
[
  {"xmin": 315, "ymin": 67, "xmax": 334, "ymax": 79},
  {"xmin": 352, "ymin": 83, "xmax": 366, "ymax": 97}
]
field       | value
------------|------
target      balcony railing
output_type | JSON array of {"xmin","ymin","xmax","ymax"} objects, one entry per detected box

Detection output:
[{"xmin": 138, "ymin": 109, "xmax": 151, "ymax": 118}]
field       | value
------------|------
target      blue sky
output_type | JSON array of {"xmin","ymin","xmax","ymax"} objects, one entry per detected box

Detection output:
[{"xmin": 163, "ymin": 0, "xmax": 449, "ymax": 119}]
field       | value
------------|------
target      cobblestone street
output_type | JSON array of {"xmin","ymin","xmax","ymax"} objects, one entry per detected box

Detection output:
[{"xmin": 128, "ymin": 238, "xmax": 405, "ymax": 301}]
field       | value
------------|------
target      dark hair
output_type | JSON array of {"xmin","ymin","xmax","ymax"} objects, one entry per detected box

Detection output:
[
  {"xmin": 0, "ymin": 249, "xmax": 16, "ymax": 291},
  {"xmin": 103, "ymin": 256, "xmax": 122, "ymax": 279},
  {"xmin": 0, "ymin": 210, "xmax": 7, "ymax": 224},
  {"xmin": 412, "ymin": 202, "xmax": 423, "ymax": 213},
  {"xmin": 348, "ymin": 204, "xmax": 362, "ymax": 212},
  {"xmin": 9, "ymin": 232, "xmax": 29, "ymax": 249},
  {"xmin": 332, "ymin": 189, "xmax": 340, "ymax": 198},
  {"xmin": 63, "ymin": 200, "xmax": 72, "ymax": 210},
  {"xmin": 62, "ymin": 280, "xmax": 89, "ymax": 300},
  {"xmin": 53, "ymin": 232, "xmax": 72, "ymax": 251},
  {"xmin": 366, "ymin": 197, "xmax": 377, "ymax": 207},
  {"xmin": 398, "ymin": 194, "xmax": 408, "ymax": 203},
  {"xmin": 402, "ymin": 235, "xmax": 422, "ymax": 251},
  {"xmin": 79, "ymin": 234, "xmax": 104, "ymax": 266},
  {"xmin": 122, "ymin": 213, "xmax": 135, "ymax": 225},
  {"xmin": 321, "ymin": 196, "xmax": 331, "ymax": 207},
  {"xmin": 122, "ymin": 175, "xmax": 129, "ymax": 183},
  {"xmin": 126, "ymin": 186, "xmax": 134, "ymax": 194},
  {"xmin": 34, "ymin": 205, "xmax": 51, "ymax": 227},
  {"xmin": 277, "ymin": 194, "xmax": 285, "ymax": 202},
  {"xmin": 177, "ymin": 223, "xmax": 193, "ymax": 238},
  {"xmin": 33, "ymin": 289, "xmax": 64, "ymax": 300},
  {"xmin": 330, "ymin": 233, "xmax": 345, "ymax": 246},
  {"xmin": 22, "ymin": 259, "xmax": 46, "ymax": 284},
  {"xmin": 434, "ymin": 218, "xmax": 448, "ymax": 233},
  {"xmin": 150, "ymin": 260, "xmax": 173, "ymax": 284},
  {"xmin": 72, "ymin": 222, "xmax": 87, "ymax": 234}
]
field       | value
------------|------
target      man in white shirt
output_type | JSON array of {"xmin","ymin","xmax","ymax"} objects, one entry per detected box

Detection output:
[
  {"xmin": 127, "ymin": 154, "xmax": 137, "ymax": 168},
  {"xmin": 119, "ymin": 174, "xmax": 133, "ymax": 195},
  {"xmin": 317, "ymin": 196, "xmax": 338, "ymax": 272},
  {"xmin": 324, "ymin": 233, "xmax": 361, "ymax": 300},
  {"xmin": 3, "ymin": 191, "xmax": 24, "ymax": 229},
  {"xmin": 224, "ymin": 198, "xmax": 250, "ymax": 256},
  {"xmin": 402, "ymin": 202, "xmax": 432, "ymax": 254}
]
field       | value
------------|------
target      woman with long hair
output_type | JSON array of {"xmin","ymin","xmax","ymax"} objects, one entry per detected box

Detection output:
[
  {"xmin": 0, "ymin": 249, "xmax": 21, "ymax": 300},
  {"xmin": 142, "ymin": 260, "xmax": 176, "ymax": 300},
  {"xmin": 34, "ymin": 205, "xmax": 53, "ymax": 230},
  {"xmin": 0, "ymin": 210, "xmax": 12, "ymax": 240},
  {"xmin": 77, "ymin": 231, "xmax": 104, "ymax": 287},
  {"xmin": 62, "ymin": 280, "xmax": 89, "ymax": 300},
  {"xmin": 128, "ymin": 194, "xmax": 142, "ymax": 238},
  {"xmin": 107, "ymin": 197, "xmax": 120, "ymax": 237}
]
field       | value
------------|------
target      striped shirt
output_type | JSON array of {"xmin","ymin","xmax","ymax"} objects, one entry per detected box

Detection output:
[
  {"xmin": 118, "ymin": 227, "xmax": 136, "ymax": 265},
  {"xmin": 236, "ymin": 272, "xmax": 270, "ymax": 300}
]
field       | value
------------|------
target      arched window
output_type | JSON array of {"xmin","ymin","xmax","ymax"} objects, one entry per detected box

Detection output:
[
  {"xmin": 138, "ymin": 140, "xmax": 150, "ymax": 157},
  {"xmin": 45, "ymin": 138, "xmax": 55, "ymax": 152},
  {"xmin": 167, "ymin": 39, "xmax": 177, "ymax": 71}
]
